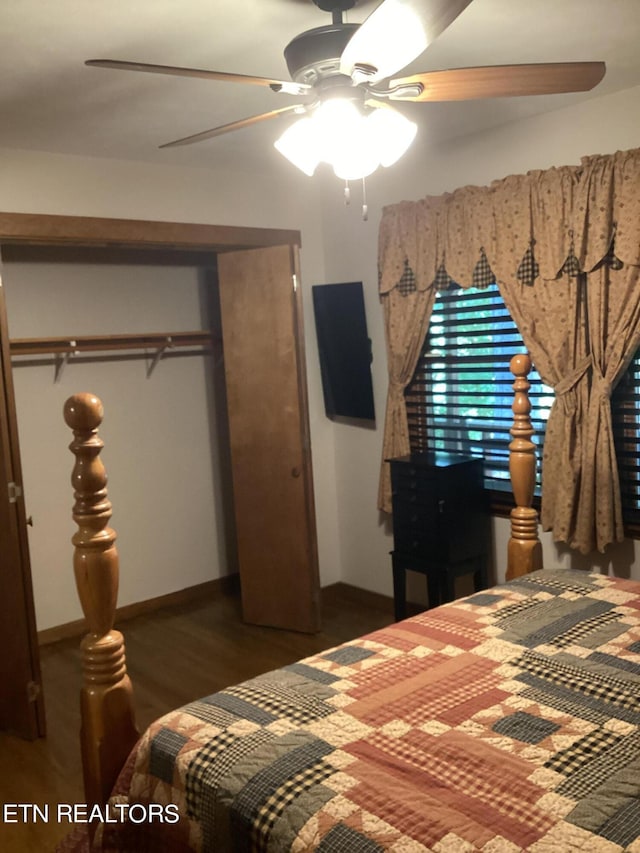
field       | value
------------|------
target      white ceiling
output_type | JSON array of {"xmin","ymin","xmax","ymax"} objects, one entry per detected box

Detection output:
[{"xmin": 1, "ymin": 0, "xmax": 639, "ymax": 174}]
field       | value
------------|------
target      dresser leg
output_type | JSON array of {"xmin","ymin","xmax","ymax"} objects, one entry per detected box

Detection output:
[
  {"xmin": 473, "ymin": 556, "xmax": 488, "ymax": 592},
  {"xmin": 391, "ymin": 555, "xmax": 406, "ymax": 621},
  {"xmin": 441, "ymin": 570, "xmax": 455, "ymax": 604},
  {"xmin": 426, "ymin": 571, "xmax": 440, "ymax": 609}
]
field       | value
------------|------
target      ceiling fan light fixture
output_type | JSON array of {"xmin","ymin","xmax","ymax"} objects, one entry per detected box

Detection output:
[
  {"xmin": 275, "ymin": 98, "xmax": 416, "ymax": 180},
  {"xmin": 86, "ymin": 0, "xmax": 607, "ymax": 183},
  {"xmin": 273, "ymin": 117, "xmax": 320, "ymax": 176},
  {"xmin": 331, "ymin": 139, "xmax": 380, "ymax": 181},
  {"xmin": 368, "ymin": 107, "xmax": 417, "ymax": 167},
  {"xmin": 313, "ymin": 98, "xmax": 362, "ymax": 160},
  {"xmin": 326, "ymin": 101, "xmax": 383, "ymax": 180},
  {"xmin": 314, "ymin": 99, "xmax": 380, "ymax": 178}
]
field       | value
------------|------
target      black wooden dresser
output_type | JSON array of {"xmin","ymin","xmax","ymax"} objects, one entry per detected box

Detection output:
[{"xmin": 389, "ymin": 453, "xmax": 489, "ymax": 620}]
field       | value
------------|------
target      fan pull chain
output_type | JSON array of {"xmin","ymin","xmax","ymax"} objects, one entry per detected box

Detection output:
[{"xmin": 341, "ymin": 179, "xmax": 369, "ymax": 221}]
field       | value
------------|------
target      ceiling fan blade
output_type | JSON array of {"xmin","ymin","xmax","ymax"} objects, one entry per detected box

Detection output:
[
  {"xmin": 388, "ymin": 61, "xmax": 606, "ymax": 101},
  {"xmin": 340, "ymin": 0, "xmax": 473, "ymax": 84},
  {"xmin": 85, "ymin": 59, "xmax": 310, "ymax": 96},
  {"xmin": 159, "ymin": 105, "xmax": 305, "ymax": 148}
]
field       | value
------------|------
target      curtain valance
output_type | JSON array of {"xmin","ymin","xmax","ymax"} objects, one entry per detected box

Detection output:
[{"xmin": 379, "ymin": 148, "xmax": 640, "ymax": 296}]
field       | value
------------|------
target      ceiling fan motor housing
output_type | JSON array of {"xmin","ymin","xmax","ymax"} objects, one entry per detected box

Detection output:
[
  {"xmin": 312, "ymin": 0, "xmax": 356, "ymax": 11},
  {"xmin": 284, "ymin": 24, "xmax": 359, "ymax": 85}
]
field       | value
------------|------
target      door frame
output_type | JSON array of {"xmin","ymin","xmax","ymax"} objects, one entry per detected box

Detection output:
[{"xmin": 0, "ymin": 210, "xmax": 305, "ymax": 736}]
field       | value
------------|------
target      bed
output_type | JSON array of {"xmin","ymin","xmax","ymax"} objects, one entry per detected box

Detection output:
[{"xmin": 61, "ymin": 355, "xmax": 640, "ymax": 852}]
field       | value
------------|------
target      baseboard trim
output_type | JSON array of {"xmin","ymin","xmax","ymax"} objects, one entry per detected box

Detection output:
[
  {"xmin": 38, "ymin": 573, "xmax": 241, "ymax": 646},
  {"xmin": 322, "ymin": 582, "xmax": 394, "ymax": 611},
  {"xmin": 39, "ymin": 577, "xmax": 393, "ymax": 646}
]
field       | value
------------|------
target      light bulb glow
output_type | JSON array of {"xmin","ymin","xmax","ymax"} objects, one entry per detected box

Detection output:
[
  {"xmin": 313, "ymin": 100, "xmax": 360, "ymax": 166},
  {"xmin": 331, "ymin": 113, "xmax": 380, "ymax": 181},
  {"xmin": 314, "ymin": 100, "xmax": 379, "ymax": 181},
  {"xmin": 274, "ymin": 100, "xmax": 416, "ymax": 180}
]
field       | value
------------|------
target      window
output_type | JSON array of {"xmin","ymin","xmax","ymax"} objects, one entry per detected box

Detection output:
[
  {"xmin": 405, "ymin": 283, "xmax": 553, "ymax": 495},
  {"xmin": 612, "ymin": 357, "xmax": 640, "ymax": 524},
  {"xmin": 405, "ymin": 281, "xmax": 640, "ymax": 526}
]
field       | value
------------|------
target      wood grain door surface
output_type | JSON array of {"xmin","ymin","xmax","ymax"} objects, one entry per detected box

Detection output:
[{"xmin": 217, "ymin": 245, "xmax": 320, "ymax": 633}]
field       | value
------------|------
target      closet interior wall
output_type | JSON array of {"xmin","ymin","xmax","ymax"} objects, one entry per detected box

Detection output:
[{"xmin": 2, "ymin": 245, "xmax": 236, "ymax": 632}]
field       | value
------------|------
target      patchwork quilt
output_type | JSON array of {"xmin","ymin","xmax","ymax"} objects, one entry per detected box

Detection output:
[{"xmin": 96, "ymin": 570, "xmax": 640, "ymax": 852}]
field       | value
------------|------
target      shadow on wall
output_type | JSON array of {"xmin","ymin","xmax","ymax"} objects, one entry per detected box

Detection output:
[{"xmin": 555, "ymin": 538, "xmax": 635, "ymax": 579}]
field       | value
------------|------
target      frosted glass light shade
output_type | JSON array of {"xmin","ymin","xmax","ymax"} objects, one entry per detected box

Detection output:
[
  {"xmin": 368, "ymin": 108, "xmax": 417, "ymax": 167},
  {"xmin": 313, "ymin": 100, "xmax": 379, "ymax": 180},
  {"xmin": 273, "ymin": 117, "xmax": 320, "ymax": 176},
  {"xmin": 274, "ymin": 100, "xmax": 417, "ymax": 180}
]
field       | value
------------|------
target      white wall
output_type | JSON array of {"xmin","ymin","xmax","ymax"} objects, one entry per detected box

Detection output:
[
  {"xmin": 319, "ymin": 83, "xmax": 640, "ymax": 598},
  {"xmin": 4, "ymin": 258, "xmax": 234, "ymax": 631},
  {"xmin": 0, "ymin": 150, "xmax": 343, "ymax": 629}
]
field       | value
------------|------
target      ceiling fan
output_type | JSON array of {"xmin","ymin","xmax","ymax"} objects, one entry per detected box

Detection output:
[{"xmin": 85, "ymin": 0, "xmax": 605, "ymax": 180}]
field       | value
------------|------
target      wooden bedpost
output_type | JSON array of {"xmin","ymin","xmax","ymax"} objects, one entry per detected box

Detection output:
[
  {"xmin": 507, "ymin": 354, "xmax": 543, "ymax": 579},
  {"xmin": 64, "ymin": 393, "xmax": 138, "ymax": 811}
]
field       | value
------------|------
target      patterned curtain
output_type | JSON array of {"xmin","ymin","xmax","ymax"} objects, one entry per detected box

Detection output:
[
  {"xmin": 378, "ymin": 147, "xmax": 640, "ymax": 554},
  {"xmin": 377, "ymin": 201, "xmax": 438, "ymax": 512}
]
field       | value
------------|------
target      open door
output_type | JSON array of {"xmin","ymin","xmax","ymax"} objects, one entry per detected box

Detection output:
[
  {"xmin": 217, "ymin": 244, "xmax": 321, "ymax": 633},
  {"xmin": 0, "ymin": 270, "xmax": 45, "ymax": 738}
]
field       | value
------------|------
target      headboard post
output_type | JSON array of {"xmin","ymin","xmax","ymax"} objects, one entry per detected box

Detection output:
[
  {"xmin": 64, "ymin": 393, "xmax": 138, "ymax": 811},
  {"xmin": 507, "ymin": 354, "xmax": 543, "ymax": 579}
]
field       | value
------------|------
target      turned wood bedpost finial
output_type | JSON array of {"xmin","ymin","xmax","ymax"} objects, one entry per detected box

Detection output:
[
  {"xmin": 64, "ymin": 393, "xmax": 114, "ymax": 636},
  {"xmin": 64, "ymin": 393, "xmax": 138, "ymax": 812},
  {"xmin": 507, "ymin": 355, "xmax": 543, "ymax": 580}
]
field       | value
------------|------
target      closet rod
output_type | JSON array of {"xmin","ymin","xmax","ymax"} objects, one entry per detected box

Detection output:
[{"xmin": 9, "ymin": 331, "xmax": 215, "ymax": 356}]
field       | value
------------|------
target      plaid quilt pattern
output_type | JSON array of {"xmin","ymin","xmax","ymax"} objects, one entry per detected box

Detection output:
[{"xmin": 98, "ymin": 570, "xmax": 640, "ymax": 852}]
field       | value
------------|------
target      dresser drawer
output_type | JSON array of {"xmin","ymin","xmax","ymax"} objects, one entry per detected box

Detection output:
[
  {"xmin": 391, "ymin": 495, "xmax": 437, "ymax": 530},
  {"xmin": 388, "ymin": 453, "xmax": 487, "ymax": 561},
  {"xmin": 390, "ymin": 463, "xmax": 436, "ymax": 499},
  {"xmin": 391, "ymin": 495, "xmax": 439, "ymax": 556},
  {"xmin": 393, "ymin": 528, "xmax": 440, "ymax": 558}
]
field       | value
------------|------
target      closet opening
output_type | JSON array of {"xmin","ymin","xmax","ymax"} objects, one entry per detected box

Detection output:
[{"xmin": 0, "ymin": 213, "xmax": 317, "ymax": 742}]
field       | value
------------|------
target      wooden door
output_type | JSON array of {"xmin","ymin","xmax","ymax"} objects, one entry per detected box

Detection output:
[
  {"xmin": 217, "ymin": 244, "xmax": 321, "ymax": 633},
  {"xmin": 0, "ymin": 272, "xmax": 45, "ymax": 738}
]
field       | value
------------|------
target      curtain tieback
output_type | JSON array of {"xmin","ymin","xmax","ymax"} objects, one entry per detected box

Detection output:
[
  {"xmin": 388, "ymin": 380, "xmax": 406, "ymax": 403},
  {"xmin": 591, "ymin": 367, "xmax": 612, "ymax": 400},
  {"xmin": 555, "ymin": 356, "xmax": 592, "ymax": 397}
]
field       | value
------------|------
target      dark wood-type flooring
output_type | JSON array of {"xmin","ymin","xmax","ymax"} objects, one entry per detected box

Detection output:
[{"xmin": 0, "ymin": 582, "xmax": 394, "ymax": 853}]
